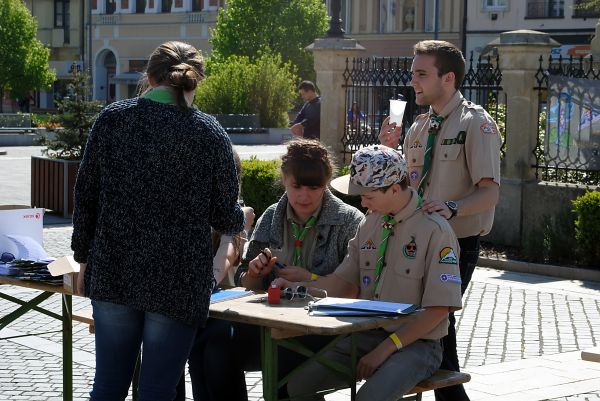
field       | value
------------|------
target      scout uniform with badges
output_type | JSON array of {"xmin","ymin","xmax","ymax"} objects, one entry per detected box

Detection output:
[
  {"xmin": 287, "ymin": 146, "xmax": 462, "ymax": 401},
  {"xmin": 404, "ymin": 90, "xmax": 501, "ymax": 239}
]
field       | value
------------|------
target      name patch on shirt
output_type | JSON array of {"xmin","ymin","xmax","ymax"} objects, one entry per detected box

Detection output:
[
  {"xmin": 361, "ymin": 239, "xmax": 377, "ymax": 251},
  {"xmin": 441, "ymin": 131, "xmax": 466, "ymax": 145},
  {"xmin": 439, "ymin": 247, "xmax": 458, "ymax": 265},
  {"xmin": 440, "ymin": 273, "xmax": 462, "ymax": 284}
]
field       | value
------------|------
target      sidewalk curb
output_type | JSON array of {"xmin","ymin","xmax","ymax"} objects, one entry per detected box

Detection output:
[{"xmin": 478, "ymin": 256, "xmax": 600, "ymax": 282}]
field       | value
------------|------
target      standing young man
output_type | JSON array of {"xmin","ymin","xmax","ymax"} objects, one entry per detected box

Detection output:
[
  {"xmin": 270, "ymin": 145, "xmax": 463, "ymax": 401},
  {"xmin": 379, "ymin": 40, "xmax": 501, "ymax": 401},
  {"xmin": 290, "ymin": 81, "xmax": 321, "ymax": 140}
]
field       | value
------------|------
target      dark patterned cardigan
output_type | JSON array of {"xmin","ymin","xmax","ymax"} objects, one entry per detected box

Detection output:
[{"xmin": 71, "ymin": 98, "xmax": 243, "ymax": 326}]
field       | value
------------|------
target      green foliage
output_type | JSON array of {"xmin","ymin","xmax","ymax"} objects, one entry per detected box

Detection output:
[
  {"xmin": 572, "ymin": 191, "xmax": 600, "ymax": 267},
  {"xmin": 209, "ymin": 0, "xmax": 328, "ymax": 81},
  {"xmin": 36, "ymin": 70, "xmax": 103, "ymax": 160},
  {"xmin": 0, "ymin": 0, "xmax": 55, "ymax": 104},
  {"xmin": 523, "ymin": 211, "xmax": 578, "ymax": 265},
  {"xmin": 573, "ymin": 0, "xmax": 600, "ymax": 12},
  {"xmin": 240, "ymin": 157, "xmax": 284, "ymax": 218},
  {"xmin": 196, "ymin": 53, "xmax": 297, "ymax": 127}
]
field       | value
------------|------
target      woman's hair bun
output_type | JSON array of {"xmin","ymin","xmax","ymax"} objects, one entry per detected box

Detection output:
[{"xmin": 167, "ymin": 63, "xmax": 198, "ymax": 91}]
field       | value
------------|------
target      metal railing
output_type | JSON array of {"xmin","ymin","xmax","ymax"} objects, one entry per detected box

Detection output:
[
  {"xmin": 341, "ymin": 53, "xmax": 505, "ymax": 162},
  {"xmin": 533, "ymin": 55, "xmax": 600, "ymax": 185}
]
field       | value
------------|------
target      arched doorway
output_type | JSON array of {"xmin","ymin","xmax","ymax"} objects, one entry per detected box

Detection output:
[{"xmin": 94, "ymin": 49, "xmax": 117, "ymax": 103}]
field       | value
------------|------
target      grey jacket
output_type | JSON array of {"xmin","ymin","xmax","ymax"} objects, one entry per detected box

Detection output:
[{"xmin": 234, "ymin": 189, "xmax": 364, "ymax": 289}]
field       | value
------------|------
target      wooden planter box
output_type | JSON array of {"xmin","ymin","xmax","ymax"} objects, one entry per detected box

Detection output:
[{"xmin": 31, "ymin": 156, "xmax": 81, "ymax": 218}]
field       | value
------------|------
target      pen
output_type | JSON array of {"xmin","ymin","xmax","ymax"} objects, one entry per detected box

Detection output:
[{"xmin": 260, "ymin": 250, "xmax": 286, "ymax": 271}]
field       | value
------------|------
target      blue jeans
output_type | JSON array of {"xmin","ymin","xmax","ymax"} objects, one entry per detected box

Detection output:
[{"xmin": 90, "ymin": 300, "xmax": 199, "ymax": 401}]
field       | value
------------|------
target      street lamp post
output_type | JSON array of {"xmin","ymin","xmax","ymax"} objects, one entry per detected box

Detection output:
[{"xmin": 326, "ymin": 0, "xmax": 344, "ymax": 38}]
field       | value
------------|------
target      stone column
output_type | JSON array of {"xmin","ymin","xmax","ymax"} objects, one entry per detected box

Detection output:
[
  {"xmin": 307, "ymin": 38, "xmax": 364, "ymax": 160},
  {"xmin": 591, "ymin": 20, "xmax": 600, "ymax": 60},
  {"xmin": 488, "ymin": 30, "xmax": 559, "ymax": 246}
]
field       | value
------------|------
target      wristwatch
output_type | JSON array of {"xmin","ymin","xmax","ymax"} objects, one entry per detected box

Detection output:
[{"xmin": 444, "ymin": 201, "xmax": 458, "ymax": 220}]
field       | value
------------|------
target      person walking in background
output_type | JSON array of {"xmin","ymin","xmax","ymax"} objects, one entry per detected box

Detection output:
[
  {"xmin": 71, "ymin": 41, "xmax": 244, "ymax": 401},
  {"xmin": 290, "ymin": 81, "xmax": 321, "ymax": 139},
  {"xmin": 347, "ymin": 101, "xmax": 365, "ymax": 130},
  {"xmin": 379, "ymin": 40, "xmax": 501, "ymax": 401}
]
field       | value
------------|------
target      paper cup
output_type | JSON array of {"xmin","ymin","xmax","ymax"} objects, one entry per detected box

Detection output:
[{"xmin": 389, "ymin": 99, "xmax": 407, "ymax": 124}]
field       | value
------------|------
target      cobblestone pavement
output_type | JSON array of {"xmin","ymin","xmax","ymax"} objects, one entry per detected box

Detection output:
[
  {"xmin": 0, "ymin": 225, "xmax": 598, "ymax": 400},
  {"xmin": 2, "ymin": 145, "xmax": 599, "ymax": 400}
]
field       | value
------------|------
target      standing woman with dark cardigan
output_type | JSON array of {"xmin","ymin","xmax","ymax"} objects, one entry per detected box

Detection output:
[{"xmin": 71, "ymin": 41, "xmax": 244, "ymax": 401}]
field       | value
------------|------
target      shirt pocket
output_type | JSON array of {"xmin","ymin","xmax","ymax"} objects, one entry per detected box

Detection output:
[
  {"xmin": 437, "ymin": 144, "xmax": 462, "ymax": 162},
  {"xmin": 407, "ymin": 147, "xmax": 425, "ymax": 167}
]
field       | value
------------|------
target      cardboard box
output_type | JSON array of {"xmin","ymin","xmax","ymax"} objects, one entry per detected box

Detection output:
[
  {"xmin": 0, "ymin": 205, "xmax": 45, "ymax": 259},
  {"xmin": 48, "ymin": 256, "xmax": 80, "ymax": 294}
]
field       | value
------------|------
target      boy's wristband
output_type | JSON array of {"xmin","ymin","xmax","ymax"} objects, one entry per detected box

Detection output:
[
  {"xmin": 389, "ymin": 333, "xmax": 403, "ymax": 350},
  {"xmin": 310, "ymin": 273, "xmax": 318, "ymax": 281}
]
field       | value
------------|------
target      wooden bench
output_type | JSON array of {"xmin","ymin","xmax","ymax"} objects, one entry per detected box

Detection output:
[
  {"xmin": 401, "ymin": 369, "xmax": 471, "ymax": 401},
  {"xmin": 72, "ymin": 309, "xmax": 94, "ymax": 333},
  {"xmin": 581, "ymin": 346, "xmax": 600, "ymax": 363}
]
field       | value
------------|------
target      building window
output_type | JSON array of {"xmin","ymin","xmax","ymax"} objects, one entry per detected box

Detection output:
[
  {"xmin": 573, "ymin": 0, "xmax": 600, "ymax": 17},
  {"xmin": 54, "ymin": 0, "xmax": 69, "ymax": 27},
  {"xmin": 192, "ymin": 0, "xmax": 202, "ymax": 11},
  {"xmin": 161, "ymin": 0, "xmax": 172, "ymax": 12},
  {"xmin": 106, "ymin": 0, "xmax": 116, "ymax": 14},
  {"xmin": 483, "ymin": 0, "xmax": 508, "ymax": 11},
  {"xmin": 135, "ymin": 0, "xmax": 144, "ymax": 12},
  {"xmin": 526, "ymin": 0, "xmax": 564, "ymax": 18}
]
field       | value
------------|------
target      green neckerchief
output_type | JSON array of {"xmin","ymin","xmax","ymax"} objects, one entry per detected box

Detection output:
[
  {"xmin": 291, "ymin": 216, "xmax": 317, "ymax": 267},
  {"xmin": 374, "ymin": 214, "xmax": 397, "ymax": 292},
  {"xmin": 143, "ymin": 87, "xmax": 175, "ymax": 105},
  {"xmin": 417, "ymin": 114, "xmax": 445, "ymax": 198}
]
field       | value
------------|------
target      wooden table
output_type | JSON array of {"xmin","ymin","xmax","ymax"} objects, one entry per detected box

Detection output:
[
  {"xmin": 0, "ymin": 276, "xmax": 75, "ymax": 401},
  {"xmin": 209, "ymin": 292, "xmax": 412, "ymax": 401}
]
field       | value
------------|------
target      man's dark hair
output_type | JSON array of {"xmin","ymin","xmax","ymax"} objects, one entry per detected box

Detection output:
[
  {"xmin": 414, "ymin": 40, "xmax": 465, "ymax": 90},
  {"xmin": 298, "ymin": 80, "xmax": 316, "ymax": 92}
]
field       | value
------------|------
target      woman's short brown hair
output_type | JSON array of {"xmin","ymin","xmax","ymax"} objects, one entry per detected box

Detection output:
[{"xmin": 280, "ymin": 139, "xmax": 336, "ymax": 187}]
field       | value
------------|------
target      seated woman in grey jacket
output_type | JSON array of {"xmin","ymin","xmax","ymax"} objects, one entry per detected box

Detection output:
[{"xmin": 186, "ymin": 138, "xmax": 364, "ymax": 401}]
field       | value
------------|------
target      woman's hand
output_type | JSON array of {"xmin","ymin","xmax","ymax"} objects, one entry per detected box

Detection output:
[
  {"xmin": 242, "ymin": 206, "xmax": 255, "ymax": 232},
  {"xmin": 247, "ymin": 248, "xmax": 277, "ymax": 278},
  {"xmin": 378, "ymin": 116, "xmax": 402, "ymax": 149},
  {"xmin": 276, "ymin": 266, "xmax": 312, "ymax": 282},
  {"xmin": 77, "ymin": 263, "xmax": 86, "ymax": 296}
]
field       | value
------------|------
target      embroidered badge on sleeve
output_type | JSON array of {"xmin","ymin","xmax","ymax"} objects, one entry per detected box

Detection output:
[
  {"xmin": 440, "ymin": 273, "xmax": 462, "ymax": 284},
  {"xmin": 439, "ymin": 247, "xmax": 458, "ymax": 264},
  {"xmin": 480, "ymin": 122, "xmax": 498, "ymax": 135}
]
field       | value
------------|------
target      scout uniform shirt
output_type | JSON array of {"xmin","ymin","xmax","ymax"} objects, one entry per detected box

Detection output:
[
  {"xmin": 334, "ymin": 189, "xmax": 462, "ymax": 340},
  {"xmin": 403, "ymin": 91, "xmax": 502, "ymax": 238}
]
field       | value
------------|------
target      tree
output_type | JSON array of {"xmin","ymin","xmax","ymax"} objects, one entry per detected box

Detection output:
[
  {"xmin": 209, "ymin": 0, "xmax": 328, "ymax": 81},
  {"xmin": 37, "ymin": 69, "xmax": 103, "ymax": 160},
  {"xmin": 574, "ymin": 0, "xmax": 600, "ymax": 13},
  {"xmin": 0, "ymin": 0, "xmax": 55, "ymax": 111}
]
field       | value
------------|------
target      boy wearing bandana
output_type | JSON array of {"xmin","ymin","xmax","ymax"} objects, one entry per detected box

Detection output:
[{"xmin": 270, "ymin": 145, "xmax": 463, "ymax": 401}]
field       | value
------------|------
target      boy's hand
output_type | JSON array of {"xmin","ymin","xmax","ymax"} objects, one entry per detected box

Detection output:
[
  {"xmin": 356, "ymin": 339, "xmax": 395, "ymax": 380},
  {"xmin": 247, "ymin": 248, "xmax": 277, "ymax": 278},
  {"xmin": 276, "ymin": 266, "xmax": 312, "ymax": 282}
]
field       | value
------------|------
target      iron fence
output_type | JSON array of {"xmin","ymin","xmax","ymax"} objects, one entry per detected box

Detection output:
[
  {"xmin": 341, "ymin": 52, "xmax": 505, "ymax": 162},
  {"xmin": 533, "ymin": 55, "xmax": 600, "ymax": 185}
]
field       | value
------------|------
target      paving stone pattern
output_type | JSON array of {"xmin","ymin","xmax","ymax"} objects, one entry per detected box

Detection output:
[{"xmin": 1, "ymin": 225, "xmax": 599, "ymax": 400}]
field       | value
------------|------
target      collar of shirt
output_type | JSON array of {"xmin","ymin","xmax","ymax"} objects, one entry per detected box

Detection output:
[
  {"xmin": 286, "ymin": 200, "xmax": 323, "ymax": 225},
  {"xmin": 390, "ymin": 188, "xmax": 420, "ymax": 223},
  {"xmin": 428, "ymin": 90, "xmax": 464, "ymax": 120}
]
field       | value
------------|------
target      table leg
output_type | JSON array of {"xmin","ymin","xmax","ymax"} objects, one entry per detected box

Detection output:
[
  {"xmin": 62, "ymin": 294, "xmax": 73, "ymax": 401},
  {"xmin": 262, "ymin": 327, "xmax": 279, "ymax": 401},
  {"xmin": 350, "ymin": 333, "xmax": 356, "ymax": 400}
]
